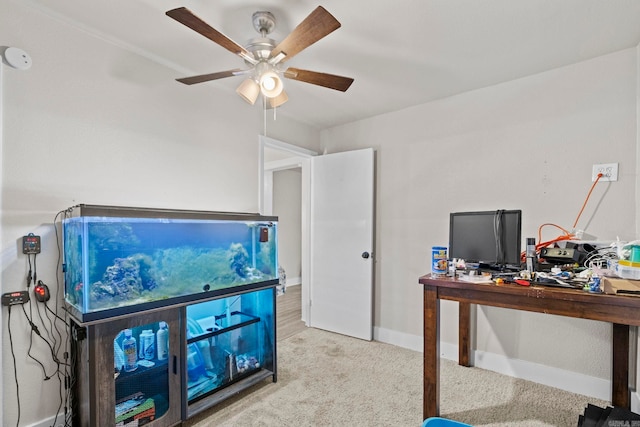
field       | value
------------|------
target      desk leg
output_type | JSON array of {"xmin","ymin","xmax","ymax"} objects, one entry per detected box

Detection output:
[
  {"xmin": 612, "ymin": 323, "xmax": 630, "ymax": 409},
  {"xmin": 459, "ymin": 302, "xmax": 471, "ymax": 367},
  {"xmin": 424, "ymin": 285, "xmax": 440, "ymax": 419}
]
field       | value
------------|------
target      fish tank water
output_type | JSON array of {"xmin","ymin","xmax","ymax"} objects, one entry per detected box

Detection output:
[{"xmin": 63, "ymin": 205, "xmax": 278, "ymax": 323}]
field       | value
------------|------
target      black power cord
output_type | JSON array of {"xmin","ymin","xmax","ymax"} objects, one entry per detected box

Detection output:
[
  {"xmin": 34, "ymin": 286, "xmax": 70, "ymax": 427},
  {"xmin": 7, "ymin": 305, "xmax": 22, "ymax": 427},
  {"xmin": 6, "ymin": 210, "xmax": 75, "ymax": 427},
  {"xmin": 54, "ymin": 208, "xmax": 74, "ymax": 426},
  {"xmin": 20, "ymin": 289, "xmax": 73, "ymax": 426},
  {"xmin": 27, "ymin": 253, "xmax": 33, "ymax": 287},
  {"xmin": 21, "ymin": 303, "xmax": 56, "ymax": 380},
  {"xmin": 25, "ymin": 252, "xmax": 39, "ymax": 287}
]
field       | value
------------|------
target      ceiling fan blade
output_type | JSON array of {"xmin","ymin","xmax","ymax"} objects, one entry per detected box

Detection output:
[
  {"xmin": 270, "ymin": 6, "xmax": 341, "ymax": 63},
  {"xmin": 166, "ymin": 7, "xmax": 250, "ymax": 58},
  {"xmin": 176, "ymin": 69, "xmax": 243, "ymax": 85},
  {"xmin": 284, "ymin": 68, "xmax": 354, "ymax": 92}
]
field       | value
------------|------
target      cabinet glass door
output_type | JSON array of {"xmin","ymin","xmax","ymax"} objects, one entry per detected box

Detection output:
[
  {"xmin": 114, "ymin": 321, "xmax": 170, "ymax": 426},
  {"xmin": 185, "ymin": 287, "xmax": 275, "ymax": 404}
]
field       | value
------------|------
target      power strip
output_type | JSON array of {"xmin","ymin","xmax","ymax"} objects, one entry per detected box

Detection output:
[{"xmin": 2, "ymin": 290, "xmax": 30, "ymax": 306}]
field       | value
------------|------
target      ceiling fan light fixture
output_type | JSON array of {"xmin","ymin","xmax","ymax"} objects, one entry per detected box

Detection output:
[
  {"xmin": 236, "ymin": 78, "xmax": 260, "ymax": 105},
  {"xmin": 259, "ymin": 71, "xmax": 283, "ymax": 98},
  {"xmin": 269, "ymin": 90, "xmax": 288, "ymax": 108}
]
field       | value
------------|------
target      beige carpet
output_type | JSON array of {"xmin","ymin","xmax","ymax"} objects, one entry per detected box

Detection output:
[{"xmin": 184, "ymin": 328, "xmax": 608, "ymax": 427}]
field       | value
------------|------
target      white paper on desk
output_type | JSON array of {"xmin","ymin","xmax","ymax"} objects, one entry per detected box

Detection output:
[{"xmin": 458, "ymin": 275, "xmax": 493, "ymax": 284}]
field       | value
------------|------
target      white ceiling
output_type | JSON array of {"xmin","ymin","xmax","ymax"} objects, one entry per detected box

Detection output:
[{"xmin": 24, "ymin": 0, "xmax": 640, "ymax": 129}]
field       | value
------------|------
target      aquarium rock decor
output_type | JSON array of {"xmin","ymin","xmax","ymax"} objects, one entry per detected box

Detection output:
[
  {"xmin": 277, "ymin": 265, "xmax": 286, "ymax": 296},
  {"xmin": 91, "ymin": 256, "xmax": 157, "ymax": 302},
  {"xmin": 229, "ymin": 243, "xmax": 250, "ymax": 277}
]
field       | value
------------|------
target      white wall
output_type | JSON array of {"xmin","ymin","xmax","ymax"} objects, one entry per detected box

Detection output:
[
  {"xmin": 273, "ymin": 168, "xmax": 303, "ymax": 285},
  {"xmin": 321, "ymin": 48, "xmax": 638, "ymax": 400},
  {"xmin": 0, "ymin": 2, "xmax": 320, "ymax": 425}
]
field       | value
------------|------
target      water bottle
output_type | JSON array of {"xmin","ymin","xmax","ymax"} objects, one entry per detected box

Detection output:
[
  {"xmin": 122, "ymin": 329, "xmax": 137, "ymax": 372},
  {"xmin": 139, "ymin": 330, "xmax": 155, "ymax": 361},
  {"xmin": 156, "ymin": 322, "xmax": 169, "ymax": 361}
]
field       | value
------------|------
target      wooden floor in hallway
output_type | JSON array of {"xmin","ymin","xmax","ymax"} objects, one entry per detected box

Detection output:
[{"xmin": 276, "ymin": 284, "xmax": 306, "ymax": 341}]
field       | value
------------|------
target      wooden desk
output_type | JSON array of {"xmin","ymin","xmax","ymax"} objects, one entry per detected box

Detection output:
[{"xmin": 420, "ymin": 274, "xmax": 640, "ymax": 419}]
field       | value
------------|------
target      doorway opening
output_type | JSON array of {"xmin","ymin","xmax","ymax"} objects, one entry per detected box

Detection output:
[{"xmin": 259, "ymin": 135, "xmax": 316, "ymax": 325}]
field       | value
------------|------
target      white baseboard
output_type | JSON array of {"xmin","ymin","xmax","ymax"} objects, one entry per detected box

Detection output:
[
  {"xmin": 632, "ymin": 389, "xmax": 640, "ymax": 413},
  {"xmin": 472, "ymin": 348, "xmax": 610, "ymax": 401},
  {"xmin": 374, "ymin": 326, "xmax": 611, "ymax": 402},
  {"xmin": 374, "ymin": 325, "xmax": 423, "ymax": 352},
  {"xmin": 284, "ymin": 277, "xmax": 301, "ymax": 287},
  {"xmin": 25, "ymin": 414, "xmax": 66, "ymax": 427}
]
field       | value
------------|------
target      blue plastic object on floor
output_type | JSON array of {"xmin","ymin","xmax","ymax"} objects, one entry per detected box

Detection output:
[{"xmin": 422, "ymin": 417, "xmax": 473, "ymax": 427}]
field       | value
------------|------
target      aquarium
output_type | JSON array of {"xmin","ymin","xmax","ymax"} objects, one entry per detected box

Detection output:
[{"xmin": 63, "ymin": 205, "xmax": 278, "ymax": 323}]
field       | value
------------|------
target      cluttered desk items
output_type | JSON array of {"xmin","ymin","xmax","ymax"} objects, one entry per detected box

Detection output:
[{"xmin": 441, "ymin": 204, "xmax": 640, "ymax": 294}]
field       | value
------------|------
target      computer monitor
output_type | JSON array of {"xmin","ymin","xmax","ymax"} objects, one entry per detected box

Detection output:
[{"xmin": 449, "ymin": 209, "xmax": 522, "ymax": 269}]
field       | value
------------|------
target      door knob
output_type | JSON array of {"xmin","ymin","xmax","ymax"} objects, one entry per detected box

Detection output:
[{"xmin": 362, "ymin": 251, "xmax": 370, "ymax": 259}]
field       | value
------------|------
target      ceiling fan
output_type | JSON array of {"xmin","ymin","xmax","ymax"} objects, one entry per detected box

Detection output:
[{"xmin": 166, "ymin": 6, "xmax": 354, "ymax": 108}]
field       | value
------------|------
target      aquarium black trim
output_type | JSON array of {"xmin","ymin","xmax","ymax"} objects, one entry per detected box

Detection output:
[
  {"xmin": 69, "ymin": 204, "xmax": 278, "ymax": 222},
  {"xmin": 185, "ymin": 311, "xmax": 260, "ymax": 345},
  {"xmin": 67, "ymin": 280, "xmax": 278, "ymax": 325}
]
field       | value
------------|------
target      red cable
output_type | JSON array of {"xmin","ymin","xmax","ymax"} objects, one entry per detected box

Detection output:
[
  {"xmin": 523, "ymin": 173, "xmax": 603, "ymax": 261},
  {"xmin": 572, "ymin": 173, "xmax": 602, "ymax": 229}
]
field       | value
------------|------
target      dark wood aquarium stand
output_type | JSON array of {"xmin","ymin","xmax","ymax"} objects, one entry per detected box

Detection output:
[{"xmin": 70, "ymin": 285, "xmax": 277, "ymax": 427}]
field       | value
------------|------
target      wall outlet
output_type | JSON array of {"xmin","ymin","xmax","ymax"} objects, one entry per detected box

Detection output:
[{"xmin": 592, "ymin": 163, "xmax": 618, "ymax": 182}]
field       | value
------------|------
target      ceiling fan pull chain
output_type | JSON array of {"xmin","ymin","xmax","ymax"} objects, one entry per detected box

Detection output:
[{"xmin": 263, "ymin": 96, "xmax": 267, "ymax": 137}]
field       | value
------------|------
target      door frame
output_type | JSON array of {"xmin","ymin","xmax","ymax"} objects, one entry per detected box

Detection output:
[{"xmin": 258, "ymin": 135, "xmax": 316, "ymax": 325}]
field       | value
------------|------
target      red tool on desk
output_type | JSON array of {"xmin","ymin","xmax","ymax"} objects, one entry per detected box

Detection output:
[{"xmin": 495, "ymin": 278, "xmax": 530, "ymax": 286}]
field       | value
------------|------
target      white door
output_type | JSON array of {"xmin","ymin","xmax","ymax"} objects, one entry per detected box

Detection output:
[{"xmin": 309, "ymin": 148, "xmax": 374, "ymax": 340}]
